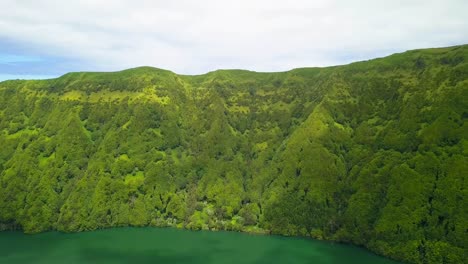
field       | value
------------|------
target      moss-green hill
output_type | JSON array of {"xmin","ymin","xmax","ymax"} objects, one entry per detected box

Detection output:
[{"xmin": 1, "ymin": 45, "xmax": 467, "ymax": 264}]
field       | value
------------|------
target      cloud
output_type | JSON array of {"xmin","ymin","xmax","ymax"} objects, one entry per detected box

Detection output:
[
  {"xmin": 0, "ymin": 0, "xmax": 467, "ymax": 74},
  {"xmin": 0, "ymin": 74, "xmax": 56, "ymax": 82}
]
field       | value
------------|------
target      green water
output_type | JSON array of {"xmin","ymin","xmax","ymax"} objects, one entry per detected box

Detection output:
[{"xmin": 0, "ymin": 227, "xmax": 401, "ymax": 264}]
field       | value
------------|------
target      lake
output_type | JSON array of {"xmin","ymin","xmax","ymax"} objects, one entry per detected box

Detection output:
[{"xmin": 0, "ymin": 227, "xmax": 400, "ymax": 263}]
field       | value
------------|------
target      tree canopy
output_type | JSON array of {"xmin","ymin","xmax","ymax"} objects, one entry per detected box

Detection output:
[{"xmin": 0, "ymin": 45, "xmax": 467, "ymax": 264}]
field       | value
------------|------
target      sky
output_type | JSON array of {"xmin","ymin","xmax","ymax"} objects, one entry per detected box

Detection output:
[{"xmin": 0, "ymin": 0, "xmax": 467, "ymax": 81}]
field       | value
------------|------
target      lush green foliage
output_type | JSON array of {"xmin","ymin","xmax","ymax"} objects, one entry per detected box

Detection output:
[{"xmin": 1, "ymin": 45, "xmax": 467, "ymax": 263}]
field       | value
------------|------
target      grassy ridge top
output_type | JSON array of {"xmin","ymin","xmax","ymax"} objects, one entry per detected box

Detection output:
[
  {"xmin": 55, "ymin": 44, "xmax": 468, "ymax": 78},
  {"xmin": 2, "ymin": 44, "xmax": 466, "ymax": 88}
]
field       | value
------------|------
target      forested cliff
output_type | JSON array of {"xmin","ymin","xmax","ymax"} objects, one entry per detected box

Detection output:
[{"xmin": 0, "ymin": 45, "xmax": 467, "ymax": 263}]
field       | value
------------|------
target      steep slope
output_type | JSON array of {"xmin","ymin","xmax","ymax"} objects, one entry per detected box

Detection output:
[{"xmin": 0, "ymin": 45, "xmax": 467, "ymax": 263}]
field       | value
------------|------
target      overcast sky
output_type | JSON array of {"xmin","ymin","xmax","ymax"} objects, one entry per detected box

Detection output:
[{"xmin": 0, "ymin": 0, "xmax": 467, "ymax": 80}]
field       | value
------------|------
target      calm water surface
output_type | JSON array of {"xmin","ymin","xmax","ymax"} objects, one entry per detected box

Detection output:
[{"xmin": 0, "ymin": 227, "xmax": 401, "ymax": 264}]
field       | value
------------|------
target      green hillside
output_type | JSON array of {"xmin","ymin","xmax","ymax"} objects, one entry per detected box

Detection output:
[{"xmin": 0, "ymin": 45, "xmax": 467, "ymax": 263}]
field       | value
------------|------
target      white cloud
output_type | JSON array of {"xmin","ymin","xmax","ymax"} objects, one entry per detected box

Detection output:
[
  {"xmin": 0, "ymin": 74, "xmax": 56, "ymax": 81},
  {"xmin": 0, "ymin": 0, "xmax": 467, "ymax": 74}
]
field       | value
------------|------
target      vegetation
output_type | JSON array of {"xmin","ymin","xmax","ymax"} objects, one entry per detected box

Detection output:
[{"xmin": 0, "ymin": 45, "xmax": 467, "ymax": 263}]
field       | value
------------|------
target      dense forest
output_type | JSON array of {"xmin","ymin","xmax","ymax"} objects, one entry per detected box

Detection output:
[{"xmin": 0, "ymin": 45, "xmax": 467, "ymax": 263}]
